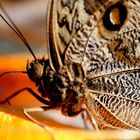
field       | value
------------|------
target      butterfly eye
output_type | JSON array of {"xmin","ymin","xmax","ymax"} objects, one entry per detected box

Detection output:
[{"xmin": 103, "ymin": 2, "xmax": 127, "ymax": 31}]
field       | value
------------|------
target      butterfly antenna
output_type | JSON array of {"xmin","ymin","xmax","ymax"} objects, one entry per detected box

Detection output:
[{"xmin": 0, "ymin": 3, "xmax": 37, "ymax": 60}]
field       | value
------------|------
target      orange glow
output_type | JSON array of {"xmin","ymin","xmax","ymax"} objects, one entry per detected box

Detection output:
[
  {"xmin": 0, "ymin": 54, "xmax": 41, "ymax": 108},
  {"xmin": 0, "ymin": 111, "xmax": 52, "ymax": 140},
  {"xmin": 0, "ymin": 111, "xmax": 140, "ymax": 140}
]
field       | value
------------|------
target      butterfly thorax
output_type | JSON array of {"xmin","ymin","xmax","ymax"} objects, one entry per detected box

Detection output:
[{"xmin": 26, "ymin": 59, "xmax": 86, "ymax": 116}]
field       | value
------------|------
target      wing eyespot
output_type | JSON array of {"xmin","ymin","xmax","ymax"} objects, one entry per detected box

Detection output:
[{"xmin": 103, "ymin": 2, "xmax": 127, "ymax": 31}]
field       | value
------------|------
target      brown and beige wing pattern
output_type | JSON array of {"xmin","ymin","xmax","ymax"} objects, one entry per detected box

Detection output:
[{"xmin": 63, "ymin": 0, "xmax": 140, "ymax": 129}]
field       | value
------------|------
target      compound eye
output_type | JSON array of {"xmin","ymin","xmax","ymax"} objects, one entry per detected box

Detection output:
[
  {"xmin": 103, "ymin": 2, "xmax": 127, "ymax": 31},
  {"xmin": 27, "ymin": 61, "xmax": 44, "ymax": 81}
]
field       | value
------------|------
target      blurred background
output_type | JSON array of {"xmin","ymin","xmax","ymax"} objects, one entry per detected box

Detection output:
[
  {"xmin": 0, "ymin": 0, "xmax": 86, "ymax": 129},
  {"xmin": 0, "ymin": 0, "xmax": 47, "ymax": 57}
]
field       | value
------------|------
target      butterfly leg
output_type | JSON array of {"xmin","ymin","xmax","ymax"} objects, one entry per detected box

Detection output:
[
  {"xmin": 23, "ymin": 106, "xmax": 54, "ymax": 128},
  {"xmin": 81, "ymin": 112, "xmax": 89, "ymax": 129},
  {"xmin": 0, "ymin": 87, "xmax": 50, "ymax": 105},
  {"xmin": 24, "ymin": 106, "xmax": 55, "ymax": 140},
  {"xmin": 0, "ymin": 87, "xmax": 56, "ymax": 139},
  {"xmin": 82, "ymin": 108, "xmax": 99, "ymax": 130}
]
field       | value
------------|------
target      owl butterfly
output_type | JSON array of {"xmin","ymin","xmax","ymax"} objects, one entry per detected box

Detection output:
[{"xmin": 1, "ymin": 0, "xmax": 140, "ymax": 130}]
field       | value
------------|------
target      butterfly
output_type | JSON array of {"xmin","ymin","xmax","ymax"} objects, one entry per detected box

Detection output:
[{"xmin": 1, "ymin": 0, "xmax": 140, "ymax": 130}]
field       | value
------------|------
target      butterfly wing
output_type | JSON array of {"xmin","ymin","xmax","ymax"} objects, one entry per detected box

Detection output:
[
  {"xmin": 47, "ymin": 0, "xmax": 63, "ymax": 71},
  {"xmin": 64, "ymin": 0, "xmax": 140, "ymax": 129},
  {"xmin": 57, "ymin": 0, "xmax": 95, "ymax": 54},
  {"xmin": 48, "ymin": 0, "xmax": 108, "ymax": 71},
  {"xmin": 86, "ymin": 67, "xmax": 140, "ymax": 129},
  {"xmin": 64, "ymin": 0, "xmax": 140, "ymax": 66}
]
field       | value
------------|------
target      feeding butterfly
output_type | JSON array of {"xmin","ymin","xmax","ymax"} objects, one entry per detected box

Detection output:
[{"xmin": 1, "ymin": 0, "xmax": 140, "ymax": 130}]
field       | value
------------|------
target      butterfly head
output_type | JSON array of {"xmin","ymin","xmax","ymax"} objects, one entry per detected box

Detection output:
[{"xmin": 26, "ymin": 59, "xmax": 45, "ymax": 82}]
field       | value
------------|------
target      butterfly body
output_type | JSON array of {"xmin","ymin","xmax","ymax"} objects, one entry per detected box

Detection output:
[{"xmin": 26, "ymin": 58, "xmax": 86, "ymax": 117}]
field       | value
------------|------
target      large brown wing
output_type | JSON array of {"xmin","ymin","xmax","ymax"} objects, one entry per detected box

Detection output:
[
  {"xmin": 63, "ymin": 0, "xmax": 140, "ymax": 129},
  {"xmin": 57, "ymin": 0, "xmax": 108, "ymax": 54},
  {"xmin": 64, "ymin": 0, "xmax": 140, "ymax": 66},
  {"xmin": 50, "ymin": 0, "xmax": 110, "ymax": 71},
  {"xmin": 48, "ymin": 0, "xmax": 97, "ymax": 71},
  {"xmin": 86, "ymin": 67, "xmax": 140, "ymax": 129}
]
